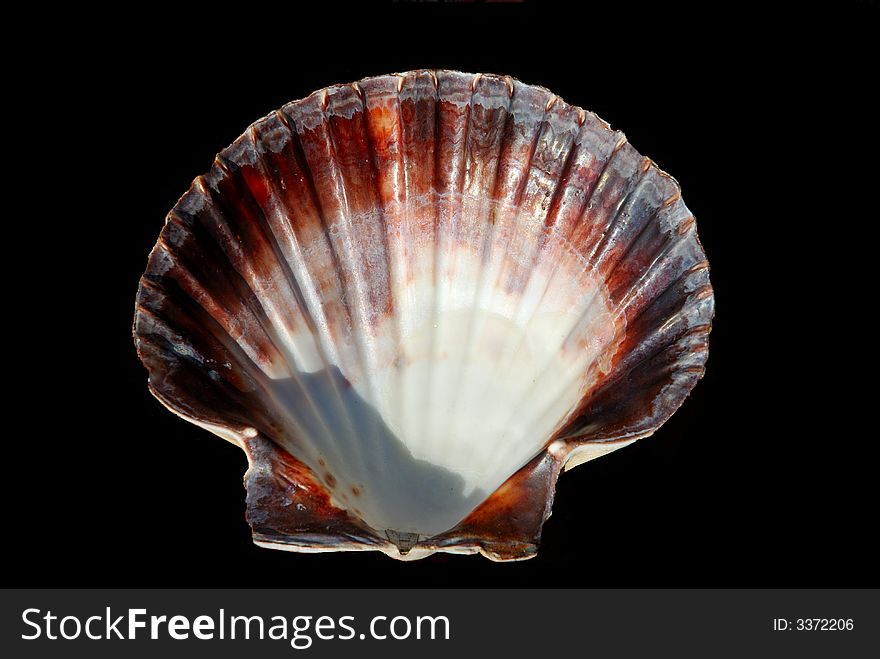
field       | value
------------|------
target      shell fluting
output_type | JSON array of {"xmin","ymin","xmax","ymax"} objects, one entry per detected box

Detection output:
[{"xmin": 134, "ymin": 70, "xmax": 714, "ymax": 561}]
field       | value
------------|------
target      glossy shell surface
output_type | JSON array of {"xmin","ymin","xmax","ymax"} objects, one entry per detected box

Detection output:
[{"xmin": 134, "ymin": 70, "xmax": 714, "ymax": 561}]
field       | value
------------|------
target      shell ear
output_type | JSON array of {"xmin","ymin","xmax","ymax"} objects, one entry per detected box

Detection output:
[
  {"xmin": 243, "ymin": 435, "xmax": 382, "ymax": 553},
  {"xmin": 431, "ymin": 450, "xmax": 564, "ymax": 561}
]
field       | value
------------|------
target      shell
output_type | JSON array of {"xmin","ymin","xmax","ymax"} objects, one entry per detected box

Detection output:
[{"xmin": 134, "ymin": 70, "xmax": 714, "ymax": 561}]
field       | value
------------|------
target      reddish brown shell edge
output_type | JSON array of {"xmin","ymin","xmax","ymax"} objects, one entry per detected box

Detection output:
[{"xmin": 133, "ymin": 69, "xmax": 714, "ymax": 561}]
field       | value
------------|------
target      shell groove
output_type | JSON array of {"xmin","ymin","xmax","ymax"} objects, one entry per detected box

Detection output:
[{"xmin": 134, "ymin": 70, "xmax": 713, "ymax": 560}]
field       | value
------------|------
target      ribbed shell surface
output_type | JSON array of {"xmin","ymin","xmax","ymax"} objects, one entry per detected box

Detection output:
[{"xmin": 134, "ymin": 70, "xmax": 713, "ymax": 559}]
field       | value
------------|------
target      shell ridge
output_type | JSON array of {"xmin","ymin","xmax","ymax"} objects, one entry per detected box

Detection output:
[
  {"xmin": 135, "ymin": 277, "xmax": 264, "ymax": 400},
  {"xmin": 524, "ymin": 148, "xmax": 654, "ymax": 384},
  {"xmin": 470, "ymin": 134, "xmax": 590, "ymax": 470},
  {"xmin": 454, "ymin": 85, "xmax": 554, "ymax": 472},
  {"xmin": 136, "ymin": 289, "xmax": 318, "ymax": 455},
  {"xmin": 611, "ymin": 234, "xmax": 683, "ymax": 323},
  {"xmin": 458, "ymin": 105, "xmax": 580, "ymax": 453},
  {"xmin": 190, "ymin": 167, "xmax": 358, "ymax": 470},
  {"xmin": 419, "ymin": 72, "xmax": 445, "ymax": 456},
  {"xmin": 509, "ymin": 158, "xmax": 671, "ymax": 444},
  {"xmin": 135, "ymin": 260, "xmax": 260, "ymax": 390},
  {"xmin": 611, "ymin": 218, "xmax": 706, "ymax": 328},
  {"xmin": 492, "ymin": 121, "xmax": 622, "ymax": 338},
  {"xmin": 247, "ymin": 116, "xmax": 332, "ymax": 347},
  {"xmin": 493, "ymin": 116, "xmax": 619, "ymax": 332},
  {"xmin": 242, "ymin": 124, "xmax": 323, "ymax": 339},
  {"xmin": 577, "ymin": 141, "xmax": 641, "ymax": 266},
  {"xmin": 569, "ymin": 321, "xmax": 711, "ymax": 444},
  {"xmin": 457, "ymin": 78, "xmax": 547, "ymax": 474},
  {"xmin": 434, "ymin": 76, "xmax": 514, "ymax": 474},
  {"xmin": 391, "ymin": 71, "xmax": 441, "ymax": 467},
  {"xmin": 318, "ymin": 85, "xmax": 404, "ymax": 507},
  {"xmin": 149, "ymin": 249, "xmax": 277, "ymax": 386},
  {"xmin": 613, "ymin": 232, "xmax": 712, "ymax": 341},
  {"xmin": 272, "ymin": 110, "xmax": 352, "ymax": 370},
  {"xmin": 588, "ymin": 161, "xmax": 660, "ymax": 287},
  {"xmin": 358, "ymin": 77, "xmax": 408, "ymax": 495},
  {"xmin": 533, "ymin": 110, "xmax": 583, "ymax": 232},
  {"xmin": 160, "ymin": 187, "xmax": 298, "ymax": 381},
  {"xmin": 620, "ymin": 277, "xmax": 712, "ymax": 377},
  {"xmin": 269, "ymin": 110, "xmax": 358, "ymax": 375},
  {"xmin": 480, "ymin": 130, "xmax": 630, "ymax": 468},
  {"xmin": 477, "ymin": 96, "xmax": 576, "ymax": 367},
  {"xmin": 199, "ymin": 161, "xmax": 312, "ymax": 374},
  {"xmin": 219, "ymin": 140, "xmax": 334, "ymax": 365},
  {"xmin": 208, "ymin": 153, "xmax": 335, "ymax": 377},
  {"xmin": 508, "ymin": 313, "xmax": 618, "ymax": 460},
  {"xmin": 559, "ymin": 270, "xmax": 712, "ymax": 443},
  {"xmin": 423, "ymin": 71, "xmax": 475, "ymax": 459},
  {"xmin": 225, "ymin": 129, "xmax": 372, "ymax": 477},
  {"xmin": 601, "ymin": 181, "xmax": 691, "ymax": 311},
  {"xmin": 135, "ymin": 303, "xmax": 203, "ymax": 368},
  {"xmin": 274, "ymin": 107, "xmax": 378, "ymax": 493}
]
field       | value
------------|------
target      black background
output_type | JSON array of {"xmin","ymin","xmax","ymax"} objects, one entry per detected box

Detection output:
[{"xmin": 11, "ymin": 3, "xmax": 875, "ymax": 587}]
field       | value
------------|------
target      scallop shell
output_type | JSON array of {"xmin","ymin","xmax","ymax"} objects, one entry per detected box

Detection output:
[{"xmin": 134, "ymin": 70, "xmax": 714, "ymax": 561}]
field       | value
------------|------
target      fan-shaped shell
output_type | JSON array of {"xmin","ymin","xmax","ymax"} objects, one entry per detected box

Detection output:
[{"xmin": 134, "ymin": 70, "xmax": 713, "ymax": 561}]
